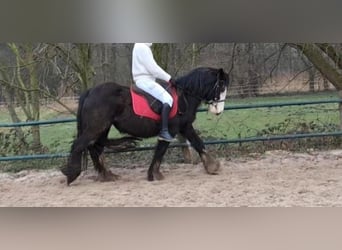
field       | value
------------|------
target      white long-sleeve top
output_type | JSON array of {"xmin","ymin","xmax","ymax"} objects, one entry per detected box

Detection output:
[{"xmin": 132, "ymin": 43, "xmax": 171, "ymax": 83}]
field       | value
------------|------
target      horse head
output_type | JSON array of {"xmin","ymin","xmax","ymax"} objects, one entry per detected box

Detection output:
[
  {"xmin": 207, "ymin": 68, "xmax": 229, "ymax": 115},
  {"xmin": 175, "ymin": 67, "xmax": 230, "ymax": 115}
]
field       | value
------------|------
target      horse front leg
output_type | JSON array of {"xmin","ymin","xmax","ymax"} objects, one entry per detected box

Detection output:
[
  {"xmin": 147, "ymin": 140, "xmax": 170, "ymax": 181},
  {"xmin": 180, "ymin": 126, "xmax": 220, "ymax": 174}
]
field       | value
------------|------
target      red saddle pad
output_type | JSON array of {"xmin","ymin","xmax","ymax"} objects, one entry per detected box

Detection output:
[{"xmin": 130, "ymin": 86, "xmax": 178, "ymax": 121}]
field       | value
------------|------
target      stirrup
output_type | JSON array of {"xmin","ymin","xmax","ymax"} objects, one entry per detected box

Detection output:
[{"xmin": 158, "ymin": 131, "xmax": 175, "ymax": 142}]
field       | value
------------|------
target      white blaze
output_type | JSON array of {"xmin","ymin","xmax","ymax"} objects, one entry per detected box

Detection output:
[{"xmin": 208, "ymin": 88, "xmax": 227, "ymax": 114}]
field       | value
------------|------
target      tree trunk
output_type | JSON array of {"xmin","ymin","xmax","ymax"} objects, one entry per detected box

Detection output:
[
  {"xmin": 323, "ymin": 77, "xmax": 329, "ymax": 90},
  {"xmin": 7, "ymin": 43, "xmax": 43, "ymax": 153},
  {"xmin": 191, "ymin": 43, "xmax": 197, "ymax": 67},
  {"xmin": 76, "ymin": 43, "xmax": 94, "ymax": 91},
  {"xmin": 291, "ymin": 43, "xmax": 342, "ymax": 129},
  {"xmin": 248, "ymin": 43, "xmax": 259, "ymax": 96},
  {"xmin": 0, "ymin": 70, "xmax": 26, "ymax": 144},
  {"xmin": 316, "ymin": 43, "xmax": 342, "ymax": 69},
  {"xmin": 27, "ymin": 50, "xmax": 42, "ymax": 152},
  {"xmin": 308, "ymin": 68, "xmax": 315, "ymax": 92},
  {"xmin": 339, "ymin": 90, "xmax": 342, "ymax": 131}
]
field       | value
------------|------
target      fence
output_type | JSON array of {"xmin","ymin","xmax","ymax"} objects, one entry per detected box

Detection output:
[{"xmin": 1, "ymin": 98, "xmax": 342, "ymax": 162}]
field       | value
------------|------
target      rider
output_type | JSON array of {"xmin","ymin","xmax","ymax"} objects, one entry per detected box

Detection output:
[{"xmin": 132, "ymin": 43, "xmax": 175, "ymax": 142}]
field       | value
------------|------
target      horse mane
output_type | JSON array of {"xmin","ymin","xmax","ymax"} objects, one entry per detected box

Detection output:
[{"xmin": 175, "ymin": 67, "xmax": 221, "ymax": 100}]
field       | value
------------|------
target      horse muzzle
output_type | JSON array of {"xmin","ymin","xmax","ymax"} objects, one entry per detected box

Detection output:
[
  {"xmin": 208, "ymin": 101, "xmax": 225, "ymax": 115},
  {"xmin": 208, "ymin": 88, "xmax": 227, "ymax": 115}
]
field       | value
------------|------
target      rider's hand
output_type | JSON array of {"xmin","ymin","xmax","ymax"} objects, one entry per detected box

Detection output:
[{"xmin": 169, "ymin": 78, "xmax": 176, "ymax": 86}]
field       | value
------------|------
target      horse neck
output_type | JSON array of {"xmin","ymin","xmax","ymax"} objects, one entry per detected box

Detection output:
[
  {"xmin": 180, "ymin": 93, "xmax": 202, "ymax": 113},
  {"xmin": 176, "ymin": 75, "xmax": 215, "ymax": 103}
]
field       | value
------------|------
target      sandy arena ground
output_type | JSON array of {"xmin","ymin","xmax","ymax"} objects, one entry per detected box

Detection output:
[{"xmin": 1, "ymin": 150, "xmax": 342, "ymax": 207}]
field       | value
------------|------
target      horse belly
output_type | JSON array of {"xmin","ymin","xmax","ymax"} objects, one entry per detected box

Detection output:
[{"xmin": 113, "ymin": 116, "xmax": 160, "ymax": 138}]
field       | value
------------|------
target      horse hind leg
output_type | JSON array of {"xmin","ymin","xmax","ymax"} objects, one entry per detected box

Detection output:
[
  {"xmin": 85, "ymin": 128, "xmax": 120, "ymax": 182},
  {"xmin": 88, "ymin": 143, "xmax": 120, "ymax": 182}
]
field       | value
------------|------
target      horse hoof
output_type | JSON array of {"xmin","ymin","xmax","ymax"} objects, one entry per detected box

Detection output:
[
  {"xmin": 154, "ymin": 171, "xmax": 165, "ymax": 181},
  {"xmin": 206, "ymin": 161, "xmax": 220, "ymax": 174},
  {"xmin": 97, "ymin": 170, "xmax": 120, "ymax": 182},
  {"xmin": 67, "ymin": 176, "xmax": 77, "ymax": 185},
  {"xmin": 147, "ymin": 174, "xmax": 154, "ymax": 181},
  {"xmin": 201, "ymin": 153, "xmax": 220, "ymax": 174},
  {"xmin": 147, "ymin": 172, "xmax": 164, "ymax": 181},
  {"xmin": 66, "ymin": 171, "xmax": 81, "ymax": 185}
]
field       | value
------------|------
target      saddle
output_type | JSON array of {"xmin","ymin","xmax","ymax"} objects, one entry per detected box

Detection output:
[{"xmin": 130, "ymin": 80, "xmax": 178, "ymax": 121}]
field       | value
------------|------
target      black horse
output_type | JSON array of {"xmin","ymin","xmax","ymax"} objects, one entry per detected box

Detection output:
[{"xmin": 62, "ymin": 67, "xmax": 230, "ymax": 185}]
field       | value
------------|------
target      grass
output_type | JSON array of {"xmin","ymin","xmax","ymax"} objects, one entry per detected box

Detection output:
[
  {"xmin": 1, "ymin": 92, "xmax": 341, "ymax": 171},
  {"xmin": 194, "ymin": 92, "xmax": 340, "ymax": 140}
]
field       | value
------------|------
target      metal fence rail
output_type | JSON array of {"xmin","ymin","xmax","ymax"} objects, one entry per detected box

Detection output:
[
  {"xmin": 1, "ymin": 98, "xmax": 342, "ymax": 162},
  {"xmin": 0, "ymin": 118, "xmax": 76, "ymax": 128}
]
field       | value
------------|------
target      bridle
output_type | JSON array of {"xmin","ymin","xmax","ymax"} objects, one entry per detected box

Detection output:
[
  {"xmin": 205, "ymin": 78, "xmax": 227, "ymax": 105},
  {"xmin": 178, "ymin": 77, "xmax": 226, "ymax": 102},
  {"xmin": 176, "ymin": 75, "xmax": 227, "ymax": 115}
]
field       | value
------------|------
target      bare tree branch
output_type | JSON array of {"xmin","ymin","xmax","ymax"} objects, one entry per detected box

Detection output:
[
  {"xmin": 288, "ymin": 65, "xmax": 313, "ymax": 83},
  {"xmin": 269, "ymin": 44, "xmax": 287, "ymax": 78}
]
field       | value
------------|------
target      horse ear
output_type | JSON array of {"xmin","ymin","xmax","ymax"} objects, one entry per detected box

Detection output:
[
  {"xmin": 217, "ymin": 68, "xmax": 229, "ymax": 83},
  {"xmin": 217, "ymin": 68, "xmax": 224, "ymax": 77}
]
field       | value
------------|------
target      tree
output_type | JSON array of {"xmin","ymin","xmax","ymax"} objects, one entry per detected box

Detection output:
[
  {"xmin": 290, "ymin": 43, "xmax": 342, "ymax": 128},
  {"xmin": 1, "ymin": 43, "xmax": 44, "ymax": 152},
  {"xmin": 151, "ymin": 43, "xmax": 170, "ymax": 71},
  {"xmin": 0, "ymin": 43, "xmax": 90, "ymax": 153},
  {"xmin": 290, "ymin": 43, "xmax": 342, "ymax": 90},
  {"xmin": 51, "ymin": 43, "xmax": 95, "ymax": 92}
]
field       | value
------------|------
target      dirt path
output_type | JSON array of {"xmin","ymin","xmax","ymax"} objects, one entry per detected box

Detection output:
[{"xmin": 1, "ymin": 150, "xmax": 342, "ymax": 207}]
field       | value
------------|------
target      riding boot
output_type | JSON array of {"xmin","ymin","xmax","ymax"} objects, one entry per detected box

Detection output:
[{"xmin": 158, "ymin": 103, "xmax": 175, "ymax": 142}]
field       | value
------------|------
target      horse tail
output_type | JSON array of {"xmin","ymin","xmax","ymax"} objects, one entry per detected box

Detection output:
[
  {"xmin": 77, "ymin": 89, "xmax": 90, "ymax": 171},
  {"xmin": 77, "ymin": 90, "xmax": 89, "ymax": 137}
]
